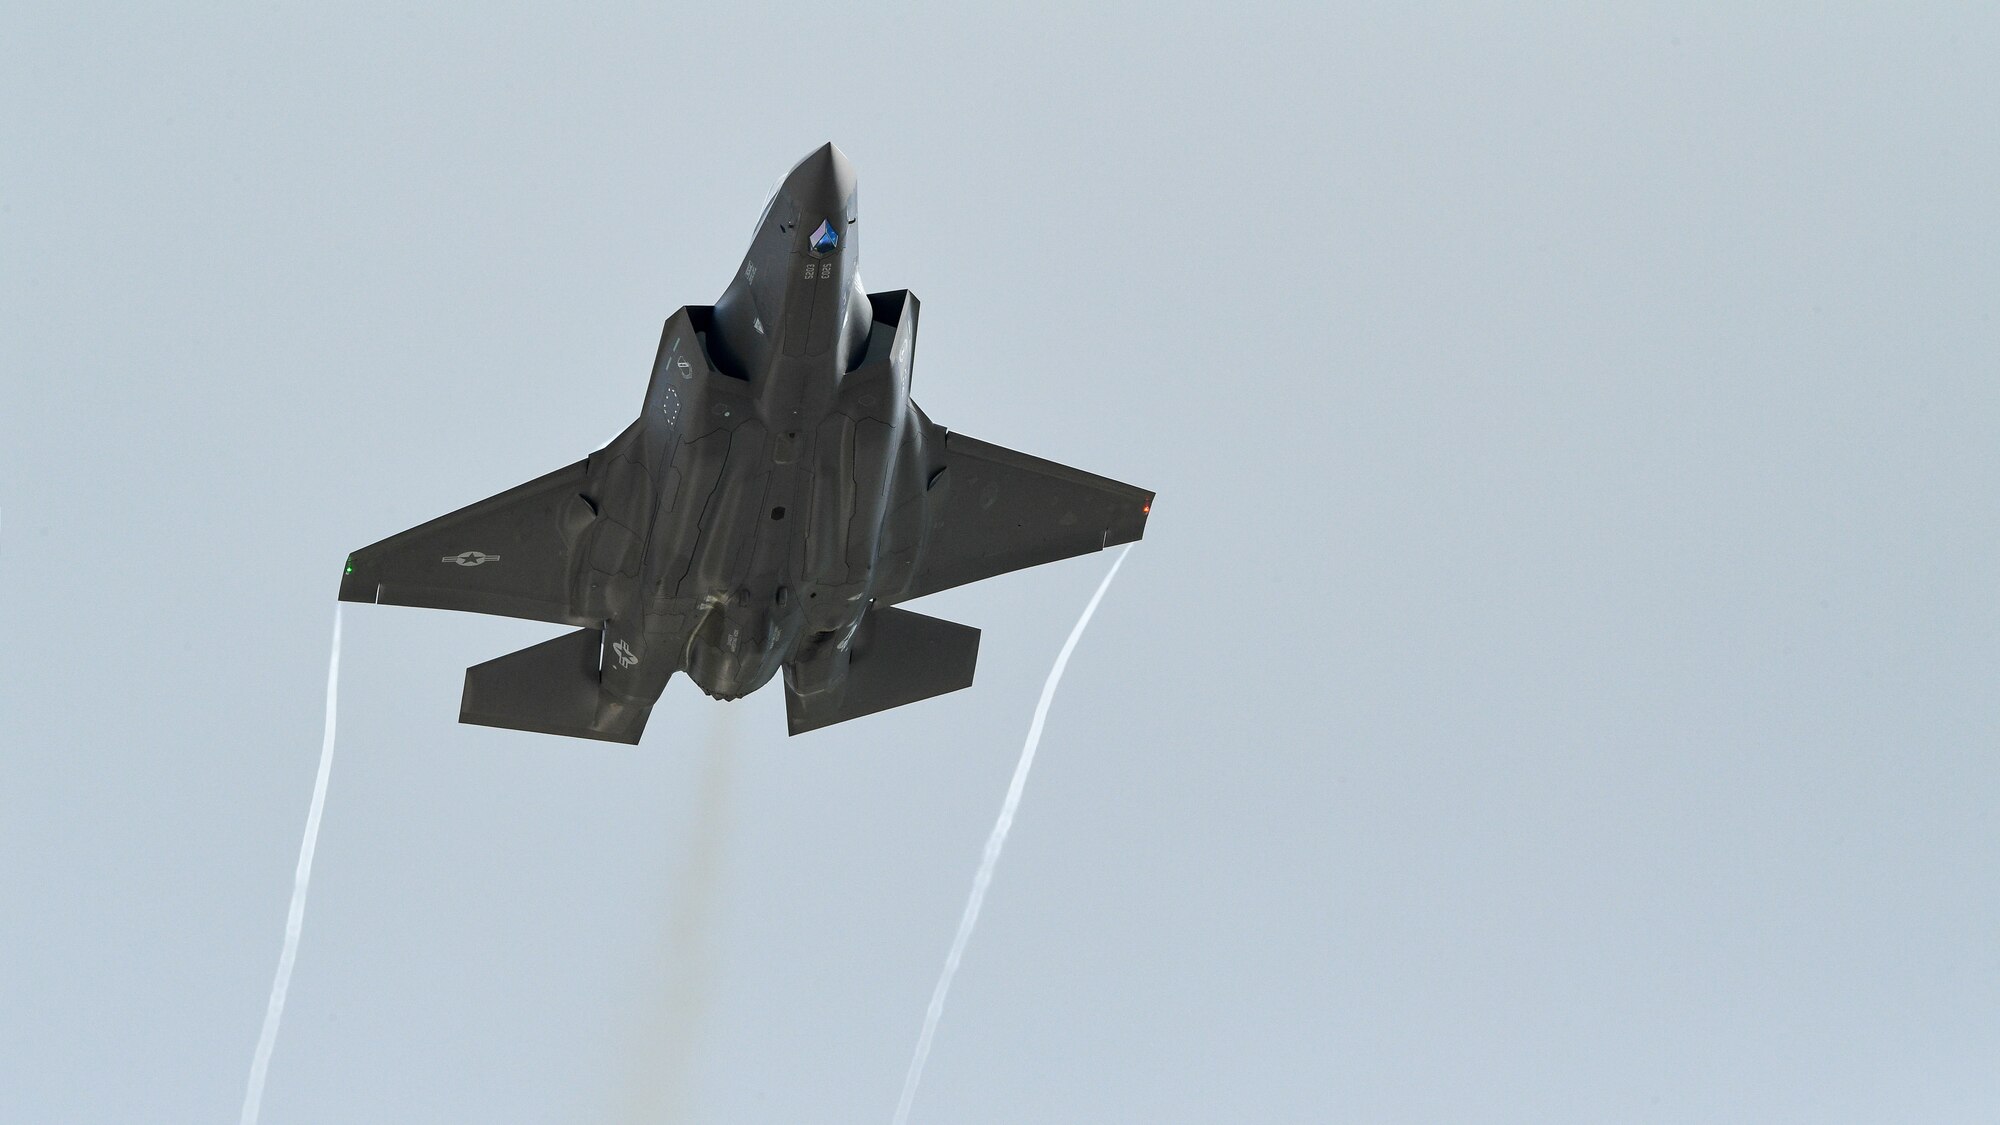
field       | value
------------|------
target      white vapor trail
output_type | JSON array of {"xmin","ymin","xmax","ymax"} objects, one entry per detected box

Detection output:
[
  {"xmin": 241, "ymin": 605, "xmax": 344, "ymax": 1125},
  {"xmin": 892, "ymin": 545, "xmax": 1131, "ymax": 1125}
]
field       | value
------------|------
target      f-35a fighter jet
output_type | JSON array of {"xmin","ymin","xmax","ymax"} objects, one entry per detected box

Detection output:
[{"xmin": 339, "ymin": 144, "xmax": 1151, "ymax": 741}]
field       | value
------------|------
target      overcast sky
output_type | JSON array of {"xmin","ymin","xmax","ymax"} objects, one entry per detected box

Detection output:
[{"xmin": 4, "ymin": 5, "xmax": 1998, "ymax": 1123}]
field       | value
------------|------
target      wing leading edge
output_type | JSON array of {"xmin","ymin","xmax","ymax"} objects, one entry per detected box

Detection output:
[{"xmin": 896, "ymin": 431, "xmax": 1151, "ymax": 604}]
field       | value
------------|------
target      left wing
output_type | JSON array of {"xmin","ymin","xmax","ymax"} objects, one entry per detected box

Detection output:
[
  {"xmin": 894, "ymin": 432, "xmax": 1151, "ymax": 603},
  {"xmin": 338, "ymin": 460, "xmax": 596, "ymax": 627}
]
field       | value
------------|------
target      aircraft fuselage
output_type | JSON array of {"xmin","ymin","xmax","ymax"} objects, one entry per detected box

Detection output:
[{"xmin": 578, "ymin": 144, "xmax": 932, "ymax": 720}]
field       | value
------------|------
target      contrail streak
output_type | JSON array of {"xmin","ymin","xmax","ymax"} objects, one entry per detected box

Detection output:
[
  {"xmin": 892, "ymin": 545, "xmax": 1131, "ymax": 1125},
  {"xmin": 241, "ymin": 605, "xmax": 344, "ymax": 1125}
]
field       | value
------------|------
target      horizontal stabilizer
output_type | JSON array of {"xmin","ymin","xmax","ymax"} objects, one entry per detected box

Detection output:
[
  {"xmin": 785, "ymin": 607, "xmax": 979, "ymax": 736},
  {"xmin": 460, "ymin": 628, "xmax": 652, "ymax": 744}
]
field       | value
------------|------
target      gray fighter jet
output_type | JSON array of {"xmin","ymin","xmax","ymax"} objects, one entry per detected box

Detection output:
[{"xmin": 338, "ymin": 144, "xmax": 1151, "ymax": 741}]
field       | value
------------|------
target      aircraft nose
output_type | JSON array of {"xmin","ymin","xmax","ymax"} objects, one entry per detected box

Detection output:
[{"xmin": 783, "ymin": 142, "xmax": 857, "ymax": 210}]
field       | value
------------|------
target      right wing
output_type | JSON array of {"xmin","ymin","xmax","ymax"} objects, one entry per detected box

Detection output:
[
  {"xmin": 338, "ymin": 460, "xmax": 597, "ymax": 626},
  {"xmin": 897, "ymin": 432, "xmax": 1151, "ymax": 603}
]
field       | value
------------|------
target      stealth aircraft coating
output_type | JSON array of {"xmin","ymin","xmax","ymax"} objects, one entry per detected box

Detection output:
[{"xmin": 338, "ymin": 144, "xmax": 1151, "ymax": 741}]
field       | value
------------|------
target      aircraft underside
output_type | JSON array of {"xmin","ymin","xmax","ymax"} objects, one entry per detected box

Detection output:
[{"xmin": 337, "ymin": 144, "xmax": 1150, "ymax": 741}]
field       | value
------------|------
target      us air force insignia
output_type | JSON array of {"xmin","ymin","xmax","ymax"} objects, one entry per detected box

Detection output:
[
  {"xmin": 444, "ymin": 550, "xmax": 500, "ymax": 566},
  {"xmin": 612, "ymin": 640, "xmax": 639, "ymax": 668}
]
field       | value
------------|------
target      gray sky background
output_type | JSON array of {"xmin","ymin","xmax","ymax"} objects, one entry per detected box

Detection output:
[{"xmin": 4, "ymin": 5, "xmax": 1997, "ymax": 1123}]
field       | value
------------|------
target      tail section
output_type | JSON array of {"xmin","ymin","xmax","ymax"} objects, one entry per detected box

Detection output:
[
  {"xmin": 460, "ymin": 628, "xmax": 653, "ymax": 744},
  {"xmin": 784, "ymin": 607, "xmax": 979, "ymax": 736}
]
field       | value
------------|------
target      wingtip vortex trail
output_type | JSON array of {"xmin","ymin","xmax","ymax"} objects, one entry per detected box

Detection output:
[
  {"xmin": 241, "ymin": 605, "xmax": 344, "ymax": 1125},
  {"xmin": 891, "ymin": 544, "xmax": 1131, "ymax": 1125}
]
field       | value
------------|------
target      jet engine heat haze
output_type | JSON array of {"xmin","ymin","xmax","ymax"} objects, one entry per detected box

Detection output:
[{"xmin": 338, "ymin": 144, "xmax": 1152, "ymax": 741}]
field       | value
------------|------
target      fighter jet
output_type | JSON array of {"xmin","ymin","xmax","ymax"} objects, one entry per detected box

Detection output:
[{"xmin": 338, "ymin": 144, "xmax": 1151, "ymax": 741}]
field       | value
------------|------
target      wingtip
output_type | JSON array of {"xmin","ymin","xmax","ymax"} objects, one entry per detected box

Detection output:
[
  {"xmin": 336, "ymin": 567, "xmax": 376, "ymax": 604},
  {"xmin": 1107, "ymin": 491, "xmax": 1153, "ymax": 547}
]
